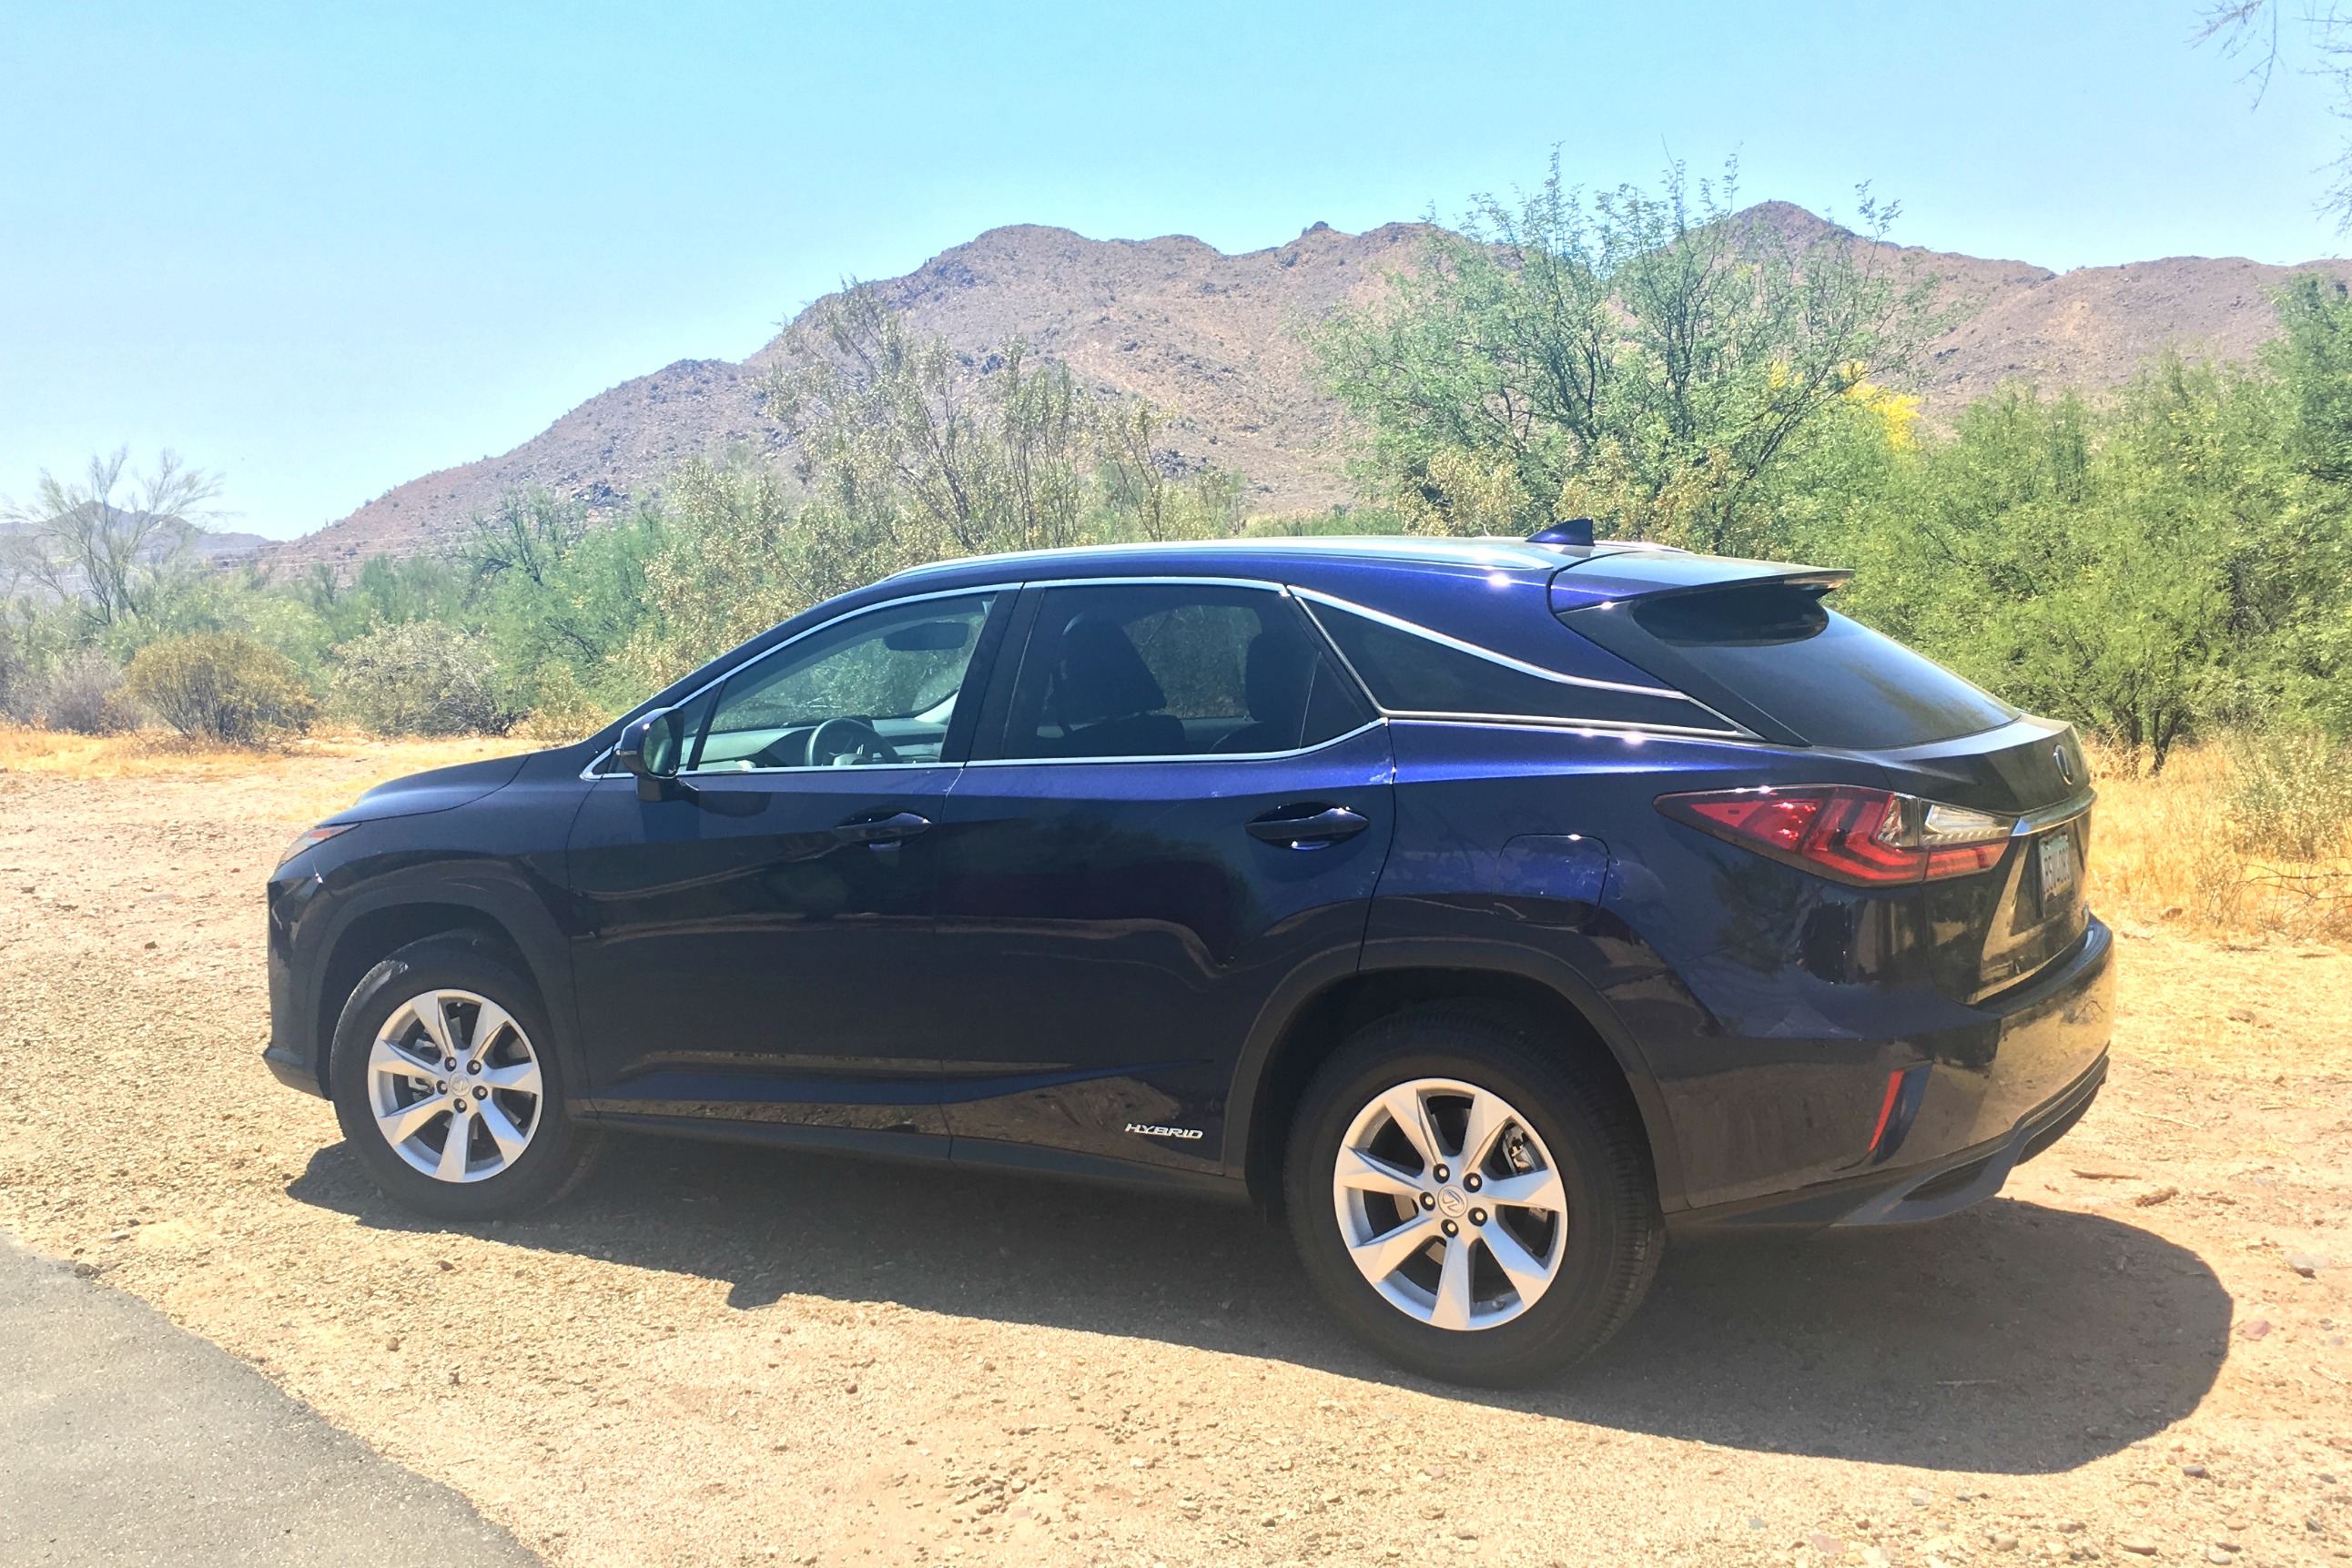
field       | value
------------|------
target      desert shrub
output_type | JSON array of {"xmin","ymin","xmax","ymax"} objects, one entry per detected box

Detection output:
[
  {"xmin": 515, "ymin": 662, "xmax": 610, "ymax": 743},
  {"xmin": 0, "ymin": 632, "xmax": 34, "ymax": 723},
  {"xmin": 33, "ymin": 649, "xmax": 136, "ymax": 733},
  {"xmin": 2225, "ymin": 730, "xmax": 2352, "ymax": 860},
  {"xmin": 330, "ymin": 622, "xmax": 517, "ymax": 736},
  {"xmin": 124, "ymin": 632, "xmax": 316, "ymax": 744}
]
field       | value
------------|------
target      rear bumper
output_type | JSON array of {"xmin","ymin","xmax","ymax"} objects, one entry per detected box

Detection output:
[
  {"xmin": 1670, "ymin": 1051, "xmax": 2105, "ymax": 1232},
  {"xmin": 1671, "ymin": 919, "xmax": 2114, "ymax": 1233}
]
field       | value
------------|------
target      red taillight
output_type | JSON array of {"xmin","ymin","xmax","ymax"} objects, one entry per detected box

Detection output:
[{"xmin": 1658, "ymin": 785, "xmax": 2015, "ymax": 886}]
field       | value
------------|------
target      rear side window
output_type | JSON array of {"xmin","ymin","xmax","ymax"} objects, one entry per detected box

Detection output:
[
  {"xmin": 1305, "ymin": 601, "xmax": 1739, "ymax": 734},
  {"xmin": 994, "ymin": 583, "xmax": 1369, "ymax": 760},
  {"xmin": 1567, "ymin": 582, "xmax": 2016, "ymax": 750}
]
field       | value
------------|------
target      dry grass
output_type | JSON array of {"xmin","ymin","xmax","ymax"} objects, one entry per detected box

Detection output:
[
  {"xmin": 2087, "ymin": 738, "xmax": 2352, "ymax": 946},
  {"xmin": 0, "ymin": 723, "xmax": 541, "ymax": 827}
]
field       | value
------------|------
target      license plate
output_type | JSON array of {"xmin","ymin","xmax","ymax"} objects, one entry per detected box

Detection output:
[{"xmin": 2037, "ymin": 830, "xmax": 2078, "ymax": 907}]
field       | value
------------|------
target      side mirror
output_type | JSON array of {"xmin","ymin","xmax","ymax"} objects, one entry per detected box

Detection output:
[{"xmin": 613, "ymin": 707, "xmax": 691, "ymax": 802}]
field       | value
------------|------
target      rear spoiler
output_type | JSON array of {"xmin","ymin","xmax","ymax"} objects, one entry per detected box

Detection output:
[{"xmin": 1548, "ymin": 554, "xmax": 1853, "ymax": 615}]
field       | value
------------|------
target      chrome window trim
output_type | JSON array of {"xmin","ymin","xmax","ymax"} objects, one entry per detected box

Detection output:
[
  {"xmin": 1290, "ymin": 586, "xmax": 1759, "ymax": 741},
  {"xmin": 1291, "ymin": 587, "xmax": 1688, "ymax": 700},
  {"xmin": 580, "ymin": 570, "xmax": 1774, "ymax": 781},
  {"xmin": 975, "ymin": 575, "xmax": 1375, "ymax": 767},
  {"xmin": 1016, "ymin": 572, "xmax": 1298, "ymax": 592},
  {"xmin": 578, "ymin": 582, "xmax": 1018, "ymax": 780}
]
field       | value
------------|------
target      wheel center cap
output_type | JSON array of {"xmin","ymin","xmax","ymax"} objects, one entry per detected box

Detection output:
[{"xmin": 1436, "ymin": 1187, "xmax": 1467, "ymax": 1219}]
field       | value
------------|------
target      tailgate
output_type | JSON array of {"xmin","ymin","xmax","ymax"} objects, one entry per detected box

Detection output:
[{"xmin": 1871, "ymin": 720, "xmax": 2094, "ymax": 1001}]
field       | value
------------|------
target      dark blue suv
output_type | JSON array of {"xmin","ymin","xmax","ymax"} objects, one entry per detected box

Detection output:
[{"xmin": 265, "ymin": 533, "xmax": 2112, "ymax": 1384}]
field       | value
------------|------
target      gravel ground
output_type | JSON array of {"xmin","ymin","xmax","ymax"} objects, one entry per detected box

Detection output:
[{"xmin": 0, "ymin": 753, "xmax": 2347, "ymax": 1568}]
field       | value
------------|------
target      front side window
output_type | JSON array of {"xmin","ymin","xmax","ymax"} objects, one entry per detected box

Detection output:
[
  {"xmin": 993, "ymin": 583, "xmax": 1367, "ymax": 761},
  {"xmin": 689, "ymin": 594, "xmax": 995, "ymax": 771}
]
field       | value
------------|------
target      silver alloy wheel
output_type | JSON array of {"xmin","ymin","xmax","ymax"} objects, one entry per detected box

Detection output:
[
  {"xmin": 1331, "ymin": 1077, "xmax": 1568, "ymax": 1330},
  {"xmin": 366, "ymin": 988, "xmax": 543, "ymax": 1183}
]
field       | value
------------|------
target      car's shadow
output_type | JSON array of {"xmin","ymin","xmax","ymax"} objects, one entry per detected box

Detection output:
[{"xmin": 289, "ymin": 1131, "xmax": 2230, "ymax": 1475}]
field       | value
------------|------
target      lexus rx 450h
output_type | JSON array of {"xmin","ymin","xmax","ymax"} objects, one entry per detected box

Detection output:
[{"xmin": 266, "ymin": 532, "xmax": 2111, "ymax": 1385}]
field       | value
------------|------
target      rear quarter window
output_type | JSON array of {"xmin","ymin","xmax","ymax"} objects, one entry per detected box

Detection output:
[
  {"xmin": 1305, "ymin": 600, "xmax": 1740, "ymax": 733},
  {"xmin": 1563, "ymin": 582, "xmax": 2016, "ymax": 750}
]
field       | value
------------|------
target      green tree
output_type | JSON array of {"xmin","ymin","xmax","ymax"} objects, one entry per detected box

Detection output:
[
  {"xmin": 1826, "ymin": 339, "xmax": 2348, "ymax": 770},
  {"xmin": 0, "ymin": 448, "xmax": 222, "ymax": 632},
  {"xmin": 1311, "ymin": 157, "xmax": 1944, "ymax": 553},
  {"xmin": 762, "ymin": 285, "xmax": 1098, "ymax": 568},
  {"xmin": 464, "ymin": 487, "xmax": 664, "ymax": 703}
]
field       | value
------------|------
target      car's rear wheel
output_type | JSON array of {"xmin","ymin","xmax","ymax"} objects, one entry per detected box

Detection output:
[
  {"xmin": 1283, "ymin": 1004, "xmax": 1662, "ymax": 1385},
  {"xmin": 329, "ymin": 937, "xmax": 600, "ymax": 1221}
]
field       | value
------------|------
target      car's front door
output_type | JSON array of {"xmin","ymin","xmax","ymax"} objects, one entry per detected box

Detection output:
[
  {"xmin": 928, "ymin": 580, "xmax": 1394, "ymax": 1172},
  {"xmin": 564, "ymin": 591, "xmax": 1006, "ymax": 1143}
]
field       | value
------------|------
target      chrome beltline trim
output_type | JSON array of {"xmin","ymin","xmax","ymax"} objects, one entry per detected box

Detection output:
[
  {"xmin": 2012, "ymin": 788, "xmax": 2098, "ymax": 836},
  {"xmin": 1386, "ymin": 715, "xmax": 1793, "ymax": 748}
]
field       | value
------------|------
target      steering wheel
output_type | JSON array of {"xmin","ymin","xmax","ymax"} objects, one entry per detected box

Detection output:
[{"xmin": 806, "ymin": 716, "xmax": 902, "ymax": 767}]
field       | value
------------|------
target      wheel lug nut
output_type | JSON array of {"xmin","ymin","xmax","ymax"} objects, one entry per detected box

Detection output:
[
  {"xmin": 1441, "ymin": 1219, "xmax": 1459, "ymax": 1237},
  {"xmin": 468, "ymin": 1061, "xmax": 482, "ymax": 1075},
  {"xmin": 435, "ymin": 1080, "xmax": 447, "ymax": 1093},
  {"xmin": 1469, "ymin": 1208, "xmax": 1486, "ymax": 1226},
  {"xmin": 1419, "ymin": 1192, "xmax": 1436, "ymax": 1210},
  {"xmin": 1433, "ymin": 1164, "xmax": 1449, "ymax": 1182},
  {"xmin": 472, "ymin": 1087, "xmax": 486, "ymax": 1100},
  {"xmin": 1464, "ymin": 1173, "xmax": 1482, "ymax": 1191}
]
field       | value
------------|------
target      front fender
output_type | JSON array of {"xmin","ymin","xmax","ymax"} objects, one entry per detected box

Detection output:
[{"xmin": 269, "ymin": 774, "xmax": 591, "ymax": 1098}]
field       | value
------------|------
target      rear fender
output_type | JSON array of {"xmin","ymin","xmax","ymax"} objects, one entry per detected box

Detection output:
[{"xmin": 1229, "ymin": 937, "xmax": 1688, "ymax": 1213}]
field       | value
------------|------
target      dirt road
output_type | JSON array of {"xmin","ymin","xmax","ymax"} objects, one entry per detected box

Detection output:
[{"xmin": 0, "ymin": 750, "xmax": 2347, "ymax": 1567}]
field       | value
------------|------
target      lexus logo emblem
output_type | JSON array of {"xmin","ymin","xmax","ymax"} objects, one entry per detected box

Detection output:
[{"xmin": 2053, "ymin": 745, "xmax": 2076, "ymax": 785}]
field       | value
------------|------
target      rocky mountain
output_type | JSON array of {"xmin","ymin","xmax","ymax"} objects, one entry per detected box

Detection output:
[{"xmin": 261, "ymin": 207, "xmax": 2350, "ymax": 572}]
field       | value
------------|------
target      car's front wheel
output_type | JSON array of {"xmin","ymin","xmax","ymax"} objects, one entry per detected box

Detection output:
[
  {"xmin": 329, "ymin": 936, "xmax": 600, "ymax": 1221},
  {"xmin": 1283, "ymin": 1004, "xmax": 1663, "ymax": 1385}
]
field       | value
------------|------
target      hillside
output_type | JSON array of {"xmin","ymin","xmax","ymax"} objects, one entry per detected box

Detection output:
[{"xmin": 262, "ymin": 208, "xmax": 2348, "ymax": 572}]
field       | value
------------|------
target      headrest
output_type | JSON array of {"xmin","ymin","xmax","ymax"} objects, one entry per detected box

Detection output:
[
  {"xmin": 1052, "ymin": 613, "xmax": 1167, "ymax": 728},
  {"xmin": 1243, "ymin": 626, "xmax": 1313, "ymax": 723}
]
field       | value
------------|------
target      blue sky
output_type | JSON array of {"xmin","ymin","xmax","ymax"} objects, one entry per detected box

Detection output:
[{"xmin": 2, "ymin": 2, "xmax": 2339, "ymax": 541}]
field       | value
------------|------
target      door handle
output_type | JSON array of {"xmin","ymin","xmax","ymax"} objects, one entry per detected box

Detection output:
[
  {"xmin": 832, "ymin": 810, "xmax": 932, "ymax": 845},
  {"xmin": 1246, "ymin": 804, "xmax": 1370, "ymax": 851}
]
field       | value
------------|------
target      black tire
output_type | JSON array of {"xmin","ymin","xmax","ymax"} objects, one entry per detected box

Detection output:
[
  {"xmin": 1283, "ymin": 1003, "xmax": 1663, "ymax": 1385},
  {"xmin": 329, "ymin": 936, "xmax": 601, "ymax": 1221}
]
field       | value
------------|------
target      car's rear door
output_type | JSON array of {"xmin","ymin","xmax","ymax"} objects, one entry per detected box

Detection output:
[{"xmin": 926, "ymin": 578, "xmax": 1394, "ymax": 1173}]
